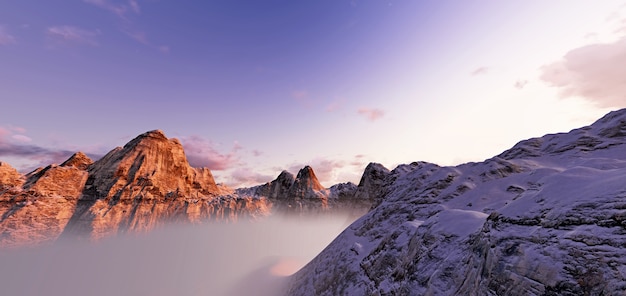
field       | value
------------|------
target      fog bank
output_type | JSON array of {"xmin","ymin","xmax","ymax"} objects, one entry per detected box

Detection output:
[{"xmin": 0, "ymin": 213, "xmax": 357, "ymax": 296}]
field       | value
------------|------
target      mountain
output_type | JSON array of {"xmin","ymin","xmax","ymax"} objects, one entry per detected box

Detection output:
[
  {"xmin": 0, "ymin": 162, "xmax": 23, "ymax": 188},
  {"xmin": 0, "ymin": 131, "xmax": 375, "ymax": 247},
  {"xmin": 288, "ymin": 166, "xmax": 326, "ymax": 199},
  {"xmin": 84, "ymin": 130, "xmax": 219, "ymax": 200},
  {"xmin": 287, "ymin": 109, "xmax": 626, "ymax": 295}
]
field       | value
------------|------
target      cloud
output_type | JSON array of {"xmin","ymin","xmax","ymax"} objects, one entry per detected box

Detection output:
[
  {"xmin": 540, "ymin": 37, "xmax": 626, "ymax": 108},
  {"xmin": 326, "ymin": 98, "xmax": 345, "ymax": 112},
  {"xmin": 471, "ymin": 67, "xmax": 489, "ymax": 76},
  {"xmin": 84, "ymin": 0, "xmax": 171, "ymax": 53},
  {"xmin": 47, "ymin": 26, "xmax": 100, "ymax": 46},
  {"xmin": 83, "ymin": 0, "xmax": 140, "ymax": 18},
  {"xmin": 288, "ymin": 158, "xmax": 345, "ymax": 185},
  {"xmin": 357, "ymin": 107, "xmax": 385, "ymax": 122},
  {"xmin": 180, "ymin": 136, "xmax": 241, "ymax": 171},
  {"xmin": 229, "ymin": 168, "xmax": 273, "ymax": 187},
  {"xmin": 0, "ymin": 26, "xmax": 16, "ymax": 45},
  {"xmin": 252, "ymin": 150, "xmax": 263, "ymax": 157},
  {"xmin": 292, "ymin": 90, "xmax": 308, "ymax": 100},
  {"xmin": 128, "ymin": 0, "xmax": 140, "ymax": 13},
  {"xmin": 11, "ymin": 135, "xmax": 32, "ymax": 143},
  {"xmin": 159, "ymin": 45, "xmax": 170, "ymax": 53},
  {"xmin": 514, "ymin": 80, "xmax": 528, "ymax": 89},
  {"xmin": 0, "ymin": 128, "xmax": 75, "ymax": 170}
]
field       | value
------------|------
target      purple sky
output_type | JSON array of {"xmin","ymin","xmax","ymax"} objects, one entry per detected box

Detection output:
[{"xmin": 1, "ymin": 1, "xmax": 626, "ymax": 187}]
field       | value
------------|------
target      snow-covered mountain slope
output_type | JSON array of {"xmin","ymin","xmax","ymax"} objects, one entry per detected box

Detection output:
[{"xmin": 287, "ymin": 109, "xmax": 626, "ymax": 295}]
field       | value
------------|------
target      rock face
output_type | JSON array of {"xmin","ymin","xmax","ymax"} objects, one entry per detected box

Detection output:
[
  {"xmin": 354, "ymin": 162, "xmax": 391, "ymax": 202},
  {"xmin": 60, "ymin": 151, "xmax": 93, "ymax": 170},
  {"xmin": 84, "ymin": 130, "xmax": 219, "ymax": 200},
  {"xmin": 253, "ymin": 170, "xmax": 295, "ymax": 199},
  {"xmin": 0, "ymin": 130, "xmax": 376, "ymax": 247},
  {"xmin": 287, "ymin": 109, "xmax": 626, "ymax": 295},
  {"xmin": 21, "ymin": 152, "xmax": 93, "ymax": 197},
  {"xmin": 0, "ymin": 162, "xmax": 23, "ymax": 188},
  {"xmin": 0, "ymin": 130, "xmax": 232, "ymax": 247},
  {"xmin": 288, "ymin": 166, "xmax": 326, "ymax": 199}
]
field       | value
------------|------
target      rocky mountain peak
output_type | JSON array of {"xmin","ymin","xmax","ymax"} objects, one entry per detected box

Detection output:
[
  {"xmin": 288, "ymin": 166, "xmax": 325, "ymax": 199},
  {"xmin": 0, "ymin": 162, "xmax": 24, "ymax": 188},
  {"xmin": 590, "ymin": 108, "xmax": 626, "ymax": 138},
  {"xmin": 498, "ymin": 108, "xmax": 626, "ymax": 160},
  {"xmin": 23, "ymin": 152, "xmax": 91, "ymax": 197},
  {"xmin": 85, "ymin": 130, "xmax": 218, "ymax": 199},
  {"xmin": 61, "ymin": 152, "xmax": 93, "ymax": 170},
  {"xmin": 355, "ymin": 162, "xmax": 390, "ymax": 200}
]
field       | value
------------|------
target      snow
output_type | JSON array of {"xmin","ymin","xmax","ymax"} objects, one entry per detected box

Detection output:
[{"xmin": 287, "ymin": 108, "xmax": 626, "ymax": 295}]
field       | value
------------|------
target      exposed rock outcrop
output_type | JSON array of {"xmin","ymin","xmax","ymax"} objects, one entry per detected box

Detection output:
[
  {"xmin": 84, "ymin": 130, "xmax": 219, "ymax": 200},
  {"xmin": 0, "ymin": 162, "xmax": 23, "ymax": 188},
  {"xmin": 21, "ymin": 152, "xmax": 94, "ymax": 197},
  {"xmin": 354, "ymin": 162, "xmax": 391, "ymax": 202},
  {"xmin": 61, "ymin": 151, "xmax": 93, "ymax": 170},
  {"xmin": 253, "ymin": 170, "xmax": 295, "ymax": 199},
  {"xmin": 288, "ymin": 166, "xmax": 326, "ymax": 199}
]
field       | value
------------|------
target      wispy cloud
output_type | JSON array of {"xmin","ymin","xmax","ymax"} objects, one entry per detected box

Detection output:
[
  {"xmin": 84, "ymin": 0, "xmax": 169, "ymax": 53},
  {"xmin": 470, "ymin": 66, "xmax": 489, "ymax": 76},
  {"xmin": 0, "ymin": 127, "xmax": 75, "ymax": 170},
  {"xmin": 46, "ymin": 26, "xmax": 100, "ymax": 46},
  {"xmin": 357, "ymin": 107, "xmax": 385, "ymax": 122},
  {"xmin": 540, "ymin": 37, "xmax": 626, "ymax": 108},
  {"xmin": 83, "ymin": 0, "xmax": 140, "ymax": 18},
  {"xmin": 288, "ymin": 158, "xmax": 345, "ymax": 185},
  {"xmin": 292, "ymin": 90, "xmax": 308, "ymax": 100},
  {"xmin": 180, "ymin": 136, "xmax": 241, "ymax": 170},
  {"xmin": 514, "ymin": 79, "xmax": 528, "ymax": 89},
  {"xmin": 0, "ymin": 26, "xmax": 16, "ymax": 45},
  {"xmin": 229, "ymin": 168, "xmax": 273, "ymax": 187},
  {"xmin": 325, "ymin": 98, "xmax": 345, "ymax": 112}
]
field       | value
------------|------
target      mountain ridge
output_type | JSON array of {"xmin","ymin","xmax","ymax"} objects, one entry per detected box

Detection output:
[
  {"xmin": 0, "ymin": 130, "xmax": 376, "ymax": 246},
  {"xmin": 286, "ymin": 109, "xmax": 626, "ymax": 295}
]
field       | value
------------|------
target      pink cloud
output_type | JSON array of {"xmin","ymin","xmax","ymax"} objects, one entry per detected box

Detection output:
[
  {"xmin": 350, "ymin": 154, "xmax": 367, "ymax": 167},
  {"xmin": 0, "ymin": 26, "xmax": 16, "ymax": 45},
  {"xmin": 0, "ymin": 128, "xmax": 75, "ymax": 170},
  {"xmin": 180, "ymin": 136, "xmax": 241, "ymax": 170},
  {"xmin": 291, "ymin": 90, "xmax": 308, "ymax": 100},
  {"xmin": 325, "ymin": 99, "xmax": 345, "ymax": 112},
  {"xmin": 229, "ymin": 168, "xmax": 273, "ymax": 187},
  {"xmin": 541, "ymin": 37, "xmax": 626, "ymax": 108},
  {"xmin": 11, "ymin": 135, "xmax": 32, "ymax": 143},
  {"xmin": 471, "ymin": 66, "xmax": 489, "ymax": 76},
  {"xmin": 47, "ymin": 26, "xmax": 100, "ymax": 46},
  {"xmin": 357, "ymin": 107, "xmax": 385, "ymax": 122},
  {"xmin": 288, "ymin": 158, "xmax": 345, "ymax": 185}
]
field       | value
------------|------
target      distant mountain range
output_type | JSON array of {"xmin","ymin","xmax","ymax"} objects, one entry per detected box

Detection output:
[
  {"xmin": 0, "ymin": 130, "xmax": 375, "ymax": 247},
  {"xmin": 3, "ymin": 109, "xmax": 626, "ymax": 295}
]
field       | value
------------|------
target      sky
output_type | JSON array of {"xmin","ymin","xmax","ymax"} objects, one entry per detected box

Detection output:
[{"xmin": 1, "ymin": 0, "xmax": 626, "ymax": 187}]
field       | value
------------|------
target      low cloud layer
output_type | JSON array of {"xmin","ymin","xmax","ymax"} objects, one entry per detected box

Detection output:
[{"xmin": 541, "ymin": 37, "xmax": 626, "ymax": 108}]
